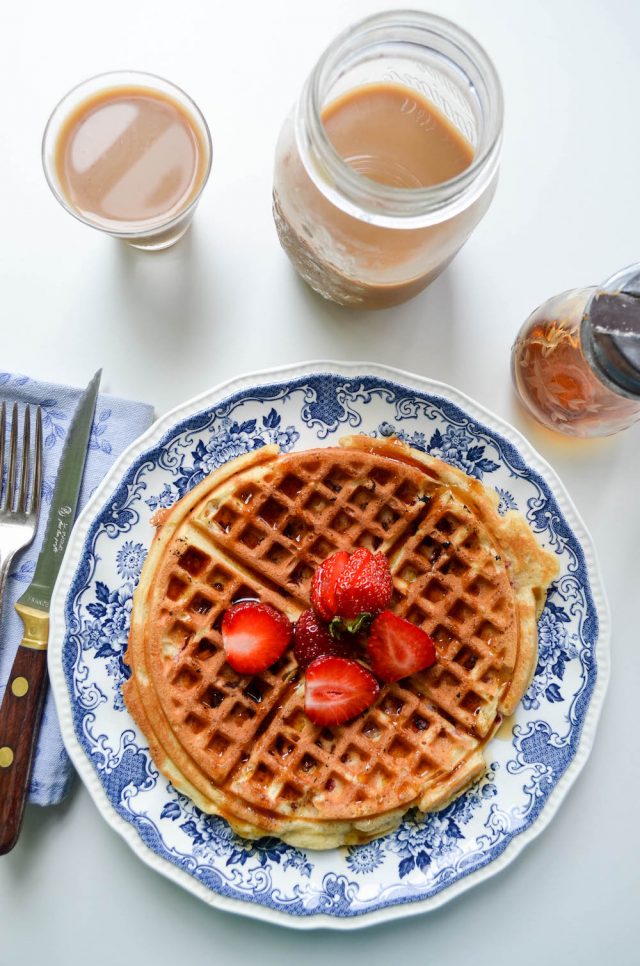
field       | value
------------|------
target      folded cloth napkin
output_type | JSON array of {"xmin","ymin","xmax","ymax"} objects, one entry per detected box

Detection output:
[{"xmin": 0, "ymin": 372, "xmax": 155, "ymax": 806}]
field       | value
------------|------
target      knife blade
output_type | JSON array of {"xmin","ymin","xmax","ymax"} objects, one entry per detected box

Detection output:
[{"xmin": 16, "ymin": 369, "xmax": 101, "ymax": 619}]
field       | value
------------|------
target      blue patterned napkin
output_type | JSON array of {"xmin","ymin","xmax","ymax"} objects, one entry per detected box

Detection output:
[{"xmin": 0, "ymin": 372, "xmax": 155, "ymax": 806}]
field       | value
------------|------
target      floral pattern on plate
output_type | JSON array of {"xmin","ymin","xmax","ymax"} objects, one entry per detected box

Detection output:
[{"xmin": 49, "ymin": 365, "xmax": 609, "ymax": 928}]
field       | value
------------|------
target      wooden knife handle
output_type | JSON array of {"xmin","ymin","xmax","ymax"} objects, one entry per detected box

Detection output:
[{"xmin": 0, "ymin": 644, "xmax": 49, "ymax": 854}]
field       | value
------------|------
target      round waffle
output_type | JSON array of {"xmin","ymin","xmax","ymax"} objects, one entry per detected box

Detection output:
[{"xmin": 124, "ymin": 436, "xmax": 558, "ymax": 849}]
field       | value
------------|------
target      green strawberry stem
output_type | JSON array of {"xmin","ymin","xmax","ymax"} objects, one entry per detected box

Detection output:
[{"xmin": 329, "ymin": 613, "xmax": 374, "ymax": 639}]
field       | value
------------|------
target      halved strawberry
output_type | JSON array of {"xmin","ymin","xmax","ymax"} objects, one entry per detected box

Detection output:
[
  {"xmin": 334, "ymin": 548, "xmax": 393, "ymax": 620},
  {"xmin": 221, "ymin": 601, "xmax": 292, "ymax": 674},
  {"xmin": 293, "ymin": 610, "xmax": 351, "ymax": 668},
  {"xmin": 310, "ymin": 550, "xmax": 350, "ymax": 621},
  {"xmin": 304, "ymin": 656, "xmax": 379, "ymax": 726},
  {"xmin": 367, "ymin": 610, "xmax": 436, "ymax": 682}
]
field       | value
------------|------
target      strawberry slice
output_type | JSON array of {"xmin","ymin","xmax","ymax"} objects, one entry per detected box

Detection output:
[
  {"xmin": 334, "ymin": 548, "xmax": 393, "ymax": 620},
  {"xmin": 367, "ymin": 611, "xmax": 436, "ymax": 682},
  {"xmin": 221, "ymin": 601, "xmax": 292, "ymax": 674},
  {"xmin": 310, "ymin": 550, "xmax": 350, "ymax": 621},
  {"xmin": 304, "ymin": 656, "xmax": 379, "ymax": 726},
  {"xmin": 293, "ymin": 610, "xmax": 351, "ymax": 668}
]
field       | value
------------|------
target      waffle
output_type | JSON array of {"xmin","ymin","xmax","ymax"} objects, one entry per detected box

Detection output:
[{"xmin": 123, "ymin": 435, "xmax": 558, "ymax": 849}]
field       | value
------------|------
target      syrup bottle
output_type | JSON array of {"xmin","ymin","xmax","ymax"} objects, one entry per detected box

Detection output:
[{"xmin": 511, "ymin": 264, "xmax": 640, "ymax": 437}]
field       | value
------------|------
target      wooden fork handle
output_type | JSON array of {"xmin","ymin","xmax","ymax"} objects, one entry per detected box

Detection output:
[{"xmin": 0, "ymin": 644, "xmax": 49, "ymax": 854}]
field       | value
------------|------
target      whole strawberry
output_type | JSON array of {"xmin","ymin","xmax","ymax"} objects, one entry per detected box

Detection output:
[
  {"xmin": 293, "ymin": 610, "xmax": 351, "ymax": 668},
  {"xmin": 334, "ymin": 547, "xmax": 393, "ymax": 620}
]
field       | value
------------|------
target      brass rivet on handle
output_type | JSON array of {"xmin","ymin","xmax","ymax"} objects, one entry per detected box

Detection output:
[
  {"xmin": 0, "ymin": 746, "xmax": 14, "ymax": 768},
  {"xmin": 11, "ymin": 676, "xmax": 29, "ymax": 698}
]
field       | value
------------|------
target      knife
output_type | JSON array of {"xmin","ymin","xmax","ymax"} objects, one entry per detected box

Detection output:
[{"xmin": 0, "ymin": 370, "xmax": 101, "ymax": 854}]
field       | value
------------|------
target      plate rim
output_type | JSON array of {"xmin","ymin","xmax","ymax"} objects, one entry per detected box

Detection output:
[{"xmin": 48, "ymin": 359, "xmax": 611, "ymax": 930}]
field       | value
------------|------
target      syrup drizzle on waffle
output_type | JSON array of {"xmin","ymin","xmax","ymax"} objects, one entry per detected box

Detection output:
[{"xmin": 124, "ymin": 440, "xmax": 556, "ymax": 847}]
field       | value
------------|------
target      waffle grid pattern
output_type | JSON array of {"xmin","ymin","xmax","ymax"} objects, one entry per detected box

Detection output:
[
  {"xmin": 390, "ymin": 488, "xmax": 516, "ymax": 736},
  {"xmin": 146, "ymin": 449, "xmax": 517, "ymax": 822}
]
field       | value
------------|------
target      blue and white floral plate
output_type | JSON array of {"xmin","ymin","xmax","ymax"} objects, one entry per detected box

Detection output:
[{"xmin": 49, "ymin": 362, "xmax": 609, "ymax": 929}]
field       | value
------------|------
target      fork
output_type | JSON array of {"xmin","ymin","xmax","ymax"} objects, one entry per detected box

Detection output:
[
  {"xmin": 0, "ymin": 403, "xmax": 43, "ymax": 851},
  {"xmin": 0, "ymin": 404, "xmax": 42, "ymax": 607}
]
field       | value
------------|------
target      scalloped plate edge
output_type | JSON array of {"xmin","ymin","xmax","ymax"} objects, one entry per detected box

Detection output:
[{"xmin": 48, "ymin": 360, "xmax": 611, "ymax": 930}]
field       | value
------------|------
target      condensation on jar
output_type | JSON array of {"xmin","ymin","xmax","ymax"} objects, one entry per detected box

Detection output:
[{"xmin": 272, "ymin": 11, "xmax": 503, "ymax": 310}]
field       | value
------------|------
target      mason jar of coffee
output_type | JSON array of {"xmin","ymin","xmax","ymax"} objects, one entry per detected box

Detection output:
[{"xmin": 272, "ymin": 11, "xmax": 503, "ymax": 309}]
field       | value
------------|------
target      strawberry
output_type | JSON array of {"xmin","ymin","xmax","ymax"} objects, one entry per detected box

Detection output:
[
  {"xmin": 304, "ymin": 656, "xmax": 380, "ymax": 726},
  {"xmin": 334, "ymin": 548, "xmax": 393, "ymax": 620},
  {"xmin": 221, "ymin": 601, "xmax": 292, "ymax": 674},
  {"xmin": 310, "ymin": 549, "xmax": 350, "ymax": 621},
  {"xmin": 293, "ymin": 610, "xmax": 351, "ymax": 668},
  {"xmin": 367, "ymin": 610, "xmax": 436, "ymax": 683}
]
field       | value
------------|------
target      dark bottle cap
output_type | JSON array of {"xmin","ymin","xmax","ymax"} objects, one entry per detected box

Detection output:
[{"xmin": 582, "ymin": 264, "xmax": 640, "ymax": 398}]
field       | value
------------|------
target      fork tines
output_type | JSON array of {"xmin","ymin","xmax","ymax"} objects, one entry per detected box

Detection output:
[{"xmin": 0, "ymin": 403, "xmax": 43, "ymax": 516}]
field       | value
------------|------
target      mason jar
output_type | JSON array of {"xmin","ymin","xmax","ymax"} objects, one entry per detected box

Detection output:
[{"xmin": 272, "ymin": 10, "xmax": 503, "ymax": 309}]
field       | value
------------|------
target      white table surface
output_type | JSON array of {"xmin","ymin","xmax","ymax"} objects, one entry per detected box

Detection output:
[{"xmin": 1, "ymin": 0, "xmax": 638, "ymax": 962}]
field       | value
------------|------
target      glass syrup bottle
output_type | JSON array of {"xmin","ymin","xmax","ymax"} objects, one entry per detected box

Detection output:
[{"xmin": 511, "ymin": 264, "xmax": 640, "ymax": 437}]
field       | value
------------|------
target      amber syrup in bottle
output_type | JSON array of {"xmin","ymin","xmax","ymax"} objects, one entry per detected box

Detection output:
[{"xmin": 511, "ymin": 267, "xmax": 640, "ymax": 438}]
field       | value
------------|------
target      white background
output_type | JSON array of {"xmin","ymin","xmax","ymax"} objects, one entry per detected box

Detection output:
[{"xmin": 1, "ymin": 0, "xmax": 638, "ymax": 963}]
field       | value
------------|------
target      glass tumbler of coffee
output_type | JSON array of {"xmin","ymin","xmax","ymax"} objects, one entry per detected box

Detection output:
[
  {"xmin": 273, "ymin": 10, "xmax": 503, "ymax": 308},
  {"xmin": 42, "ymin": 71, "xmax": 212, "ymax": 251}
]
